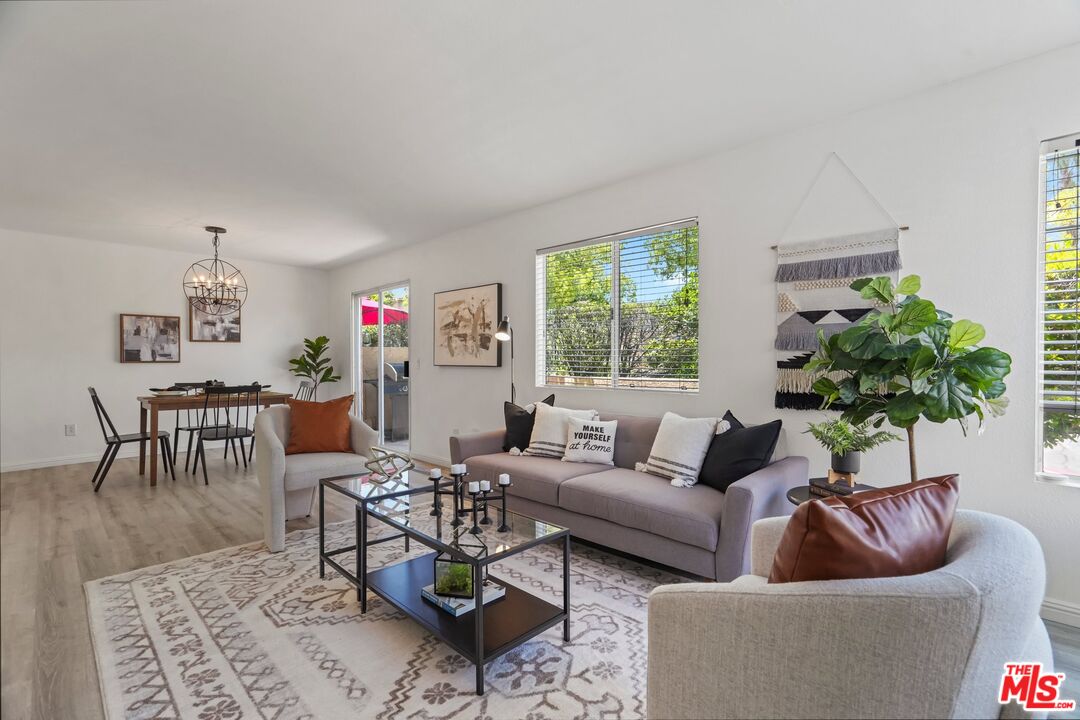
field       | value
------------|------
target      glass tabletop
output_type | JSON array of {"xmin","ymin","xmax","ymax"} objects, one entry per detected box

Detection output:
[{"xmin": 363, "ymin": 480, "xmax": 567, "ymax": 563}]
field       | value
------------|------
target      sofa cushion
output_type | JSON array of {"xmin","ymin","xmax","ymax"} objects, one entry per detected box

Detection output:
[
  {"xmin": 559, "ymin": 468, "xmax": 726, "ymax": 551},
  {"xmin": 284, "ymin": 452, "xmax": 370, "ymax": 491},
  {"xmin": 599, "ymin": 413, "xmax": 661, "ymax": 469},
  {"xmin": 465, "ymin": 453, "xmax": 610, "ymax": 506}
]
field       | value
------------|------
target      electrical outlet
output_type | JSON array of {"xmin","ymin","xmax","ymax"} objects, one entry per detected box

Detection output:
[{"xmin": 64, "ymin": 424, "xmax": 77, "ymax": 437}]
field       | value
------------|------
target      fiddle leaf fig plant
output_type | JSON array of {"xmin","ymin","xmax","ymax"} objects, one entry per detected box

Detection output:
[
  {"xmin": 805, "ymin": 274, "xmax": 1012, "ymax": 482},
  {"xmin": 288, "ymin": 335, "xmax": 342, "ymax": 400}
]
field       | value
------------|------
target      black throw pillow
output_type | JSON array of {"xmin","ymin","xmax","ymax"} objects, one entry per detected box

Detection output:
[
  {"xmin": 503, "ymin": 394, "xmax": 555, "ymax": 452},
  {"xmin": 698, "ymin": 411, "xmax": 782, "ymax": 491}
]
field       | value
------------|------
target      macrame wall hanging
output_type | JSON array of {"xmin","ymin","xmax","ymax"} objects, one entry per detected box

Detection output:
[{"xmin": 774, "ymin": 153, "xmax": 904, "ymax": 410}]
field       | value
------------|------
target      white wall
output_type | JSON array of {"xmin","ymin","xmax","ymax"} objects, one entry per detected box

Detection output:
[
  {"xmin": 328, "ymin": 44, "xmax": 1080, "ymax": 613},
  {"xmin": 0, "ymin": 229, "xmax": 330, "ymax": 470}
]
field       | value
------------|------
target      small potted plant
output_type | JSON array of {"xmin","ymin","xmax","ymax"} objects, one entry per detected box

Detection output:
[{"xmin": 804, "ymin": 418, "xmax": 899, "ymax": 475}]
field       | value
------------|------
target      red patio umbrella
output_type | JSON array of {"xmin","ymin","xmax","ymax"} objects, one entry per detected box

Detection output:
[{"xmin": 361, "ymin": 298, "xmax": 408, "ymax": 325}]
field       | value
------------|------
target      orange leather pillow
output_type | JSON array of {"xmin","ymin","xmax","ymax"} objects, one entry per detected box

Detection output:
[
  {"xmin": 285, "ymin": 395, "xmax": 354, "ymax": 455},
  {"xmin": 768, "ymin": 474, "xmax": 959, "ymax": 583}
]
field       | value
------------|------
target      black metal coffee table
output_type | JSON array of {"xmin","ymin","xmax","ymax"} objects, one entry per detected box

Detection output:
[{"xmin": 318, "ymin": 470, "xmax": 571, "ymax": 695}]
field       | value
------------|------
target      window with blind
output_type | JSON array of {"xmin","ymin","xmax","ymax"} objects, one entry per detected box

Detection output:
[
  {"xmin": 535, "ymin": 219, "xmax": 699, "ymax": 392},
  {"xmin": 1039, "ymin": 133, "xmax": 1080, "ymax": 480}
]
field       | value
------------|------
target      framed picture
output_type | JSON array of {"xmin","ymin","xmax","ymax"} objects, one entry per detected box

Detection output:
[
  {"xmin": 433, "ymin": 282, "xmax": 502, "ymax": 367},
  {"xmin": 119, "ymin": 313, "xmax": 181, "ymax": 363},
  {"xmin": 189, "ymin": 305, "xmax": 241, "ymax": 342}
]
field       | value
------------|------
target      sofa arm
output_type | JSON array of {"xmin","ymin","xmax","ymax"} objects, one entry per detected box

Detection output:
[
  {"xmin": 349, "ymin": 415, "xmax": 379, "ymax": 458},
  {"xmin": 255, "ymin": 413, "xmax": 288, "ymax": 552},
  {"xmin": 647, "ymin": 574, "xmax": 978, "ymax": 720},
  {"xmin": 714, "ymin": 455, "xmax": 807, "ymax": 581},
  {"xmin": 449, "ymin": 429, "xmax": 506, "ymax": 464}
]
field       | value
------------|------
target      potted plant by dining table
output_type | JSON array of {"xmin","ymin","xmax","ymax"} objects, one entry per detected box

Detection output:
[{"xmin": 804, "ymin": 418, "xmax": 899, "ymax": 477}]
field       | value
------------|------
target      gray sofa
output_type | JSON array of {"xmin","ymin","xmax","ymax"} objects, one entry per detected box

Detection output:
[
  {"xmin": 450, "ymin": 413, "xmax": 808, "ymax": 581},
  {"xmin": 647, "ymin": 511, "xmax": 1054, "ymax": 719}
]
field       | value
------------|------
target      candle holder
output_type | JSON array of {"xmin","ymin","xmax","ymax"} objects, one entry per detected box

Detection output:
[
  {"xmin": 449, "ymin": 470, "xmax": 466, "ymax": 527},
  {"xmin": 497, "ymin": 475, "xmax": 512, "ymax": 533},
  {"xmin": 429, "ymin": 470, "xmax": 442, "ymax": 516},
  {"xmin": 480, "ymin": 489, "xmax": 492, "ymax": 525},
  {"xmin": 468, "ymin": 488, "xmax": 482, "ymax": 534}
]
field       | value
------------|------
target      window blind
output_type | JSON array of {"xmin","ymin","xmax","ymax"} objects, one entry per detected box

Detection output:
[
  {"xmin": 535, "ymin": 219, "xmax": 699, "ymax": 392},
  {"xmin": 1039, "ymin": 133, "xmax": 1080, "ymax": 478}
]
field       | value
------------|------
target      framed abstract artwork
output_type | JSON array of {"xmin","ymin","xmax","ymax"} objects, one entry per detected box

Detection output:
[
  {"xmin": 433, "ymin": 283, "xmax": 502, "ymax": 367},
  {"xmin": 189, "ymin": 305, "xmax": 241, "ymax": 342},
  {"xmin": 119, "ymin": 313, "xmax": 181, "ymax": 363}
]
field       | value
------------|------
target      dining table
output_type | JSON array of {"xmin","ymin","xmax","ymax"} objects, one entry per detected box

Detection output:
[{"xmin": 136, "ymin": 390, "xmax": 293, "ymax": 485}]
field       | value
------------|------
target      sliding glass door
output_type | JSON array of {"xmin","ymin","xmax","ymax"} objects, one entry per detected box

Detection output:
[{"xmin": 354, "ymin": 283, "xmax": 410, "ymax": 452}]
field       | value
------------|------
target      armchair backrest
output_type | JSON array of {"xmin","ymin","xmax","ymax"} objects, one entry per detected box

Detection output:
[{"xmin": 255, "ymin": 404, "xmax": 290, "ymax": 446}]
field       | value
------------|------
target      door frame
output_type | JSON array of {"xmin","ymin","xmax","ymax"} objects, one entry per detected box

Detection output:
[{"xmin": 351, "ymin": 281, "xmax": 411, "ymax": 452}]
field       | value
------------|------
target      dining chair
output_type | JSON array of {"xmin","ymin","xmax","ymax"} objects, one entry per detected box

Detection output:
[
  {"xmin": 192, "ymin": 384, "xmax": 261, "ymax": 485},
  {"xmin": 170, "ymin": 381, "xmax": 208, "ymax": 471},
  {"xmin": 295, "ymin": 380, "xmax": 315, "ymax": 401},
  {"xmin": 88, "ymin": 387, "xmax": 175, "ymax": 492}
]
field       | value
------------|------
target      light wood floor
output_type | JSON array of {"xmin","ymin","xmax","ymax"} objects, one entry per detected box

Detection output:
[{"xmin": 2, "ymin": 456, "xmax": 1079, "ymax": 719}]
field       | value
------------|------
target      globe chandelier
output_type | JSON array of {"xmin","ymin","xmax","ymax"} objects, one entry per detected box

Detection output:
[{"xmin": 183, "ymin": 226, "xmax": 247, "ymax": 316}]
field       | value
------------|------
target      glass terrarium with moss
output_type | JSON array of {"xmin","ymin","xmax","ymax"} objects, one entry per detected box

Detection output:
[{"xmin": 433, "ymin": 553, "xmax": 473, "ymax": 598}]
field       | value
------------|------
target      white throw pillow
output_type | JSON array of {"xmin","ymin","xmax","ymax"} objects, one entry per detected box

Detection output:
[
  {"xmin": 643, "ymin": 412, "xmax": 719, "ymax": 487},
  {"xmin": 524, "ymin": 403, "xmax": 599, "ymax": 458},
  {"xmin": 562, "ymin": 417, "xmax": 618, "ymax": 465}
]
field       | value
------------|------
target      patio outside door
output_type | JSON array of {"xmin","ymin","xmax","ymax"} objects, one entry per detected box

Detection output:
[{"xmin": 354, "ymin": 284, "xmax": 410, "ymax": 453}]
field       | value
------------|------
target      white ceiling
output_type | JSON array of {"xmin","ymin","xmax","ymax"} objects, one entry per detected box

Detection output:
[{"xmin": 2, "ymin": 1, "xmax": 1078, "ymax": 268}]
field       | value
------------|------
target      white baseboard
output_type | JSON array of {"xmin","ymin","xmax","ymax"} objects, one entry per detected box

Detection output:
[
  {"xmin": 2, "ymin": 448, "xmax": 143, "ymax": 473},
  {"xmin": 1042, "ymin": 597, "xmax": 1080, "ymax": 628},
  {"xmin": 3, "ymin": 448, "xmax": 452, "ymax": 474}
]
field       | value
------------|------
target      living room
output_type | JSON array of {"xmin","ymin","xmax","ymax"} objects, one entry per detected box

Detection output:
[{"xmin": 2, "ymin": 2, "xmax": 1079, "ymax": 719}]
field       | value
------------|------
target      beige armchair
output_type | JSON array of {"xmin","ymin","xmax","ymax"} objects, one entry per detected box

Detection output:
[
  {"xmin": 647, "ymin": 510, "xmax": 1053, "ymax": 720},
  {"xmin": 255, "ymin": 405, "xmax": 378, "ymax": 552}
]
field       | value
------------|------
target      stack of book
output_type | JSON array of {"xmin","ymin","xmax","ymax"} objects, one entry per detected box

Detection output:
[
  {"xmin": 421, "ymin": 580, "xmax": 506, "ymax": 617},
  {"xmin": 812, "ymin": 474, "xmax": 859, "ymax": 498}
]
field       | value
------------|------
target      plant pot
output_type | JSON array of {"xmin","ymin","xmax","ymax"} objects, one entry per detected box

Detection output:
[{"xmin": 830, "ymin": 451, "xmax": 861, "ymax": 475}]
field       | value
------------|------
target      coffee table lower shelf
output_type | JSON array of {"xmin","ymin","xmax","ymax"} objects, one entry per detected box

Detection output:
[{"xmin": 366, "ymin": 553, "xmax": 565, "ymax": 679}]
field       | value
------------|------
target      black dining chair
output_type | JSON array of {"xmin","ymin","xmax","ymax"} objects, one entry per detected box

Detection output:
[
  {"xmin": 295, "ymin": 380, "xmax": 315, "ymax": 401},
  {"xmin": 192, "ymin": 384, "xmax": 261, "ymax": 485},
  {"xmin": 170, "ymin": 381, "xmax": 209, "ymax": 471},
  {"xmin": 88, "ymin": 387, "xmax": 175, "ymax": 492}
]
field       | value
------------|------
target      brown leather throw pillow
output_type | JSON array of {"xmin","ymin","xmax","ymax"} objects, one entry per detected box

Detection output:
[
  {"xmin": 285, "ymin": 395, "xmax": 354, "ymax": 455},
  {"xmin": 768, "ymin": 474, "xmax": 959, "ymax": 583}
]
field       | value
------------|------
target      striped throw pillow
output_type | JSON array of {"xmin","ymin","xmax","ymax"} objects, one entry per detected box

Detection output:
[
  {"xmin": 643, "ymin": 412, "xmax": 724, "ymax": 487},
  {"xmin": 523, "ymin": 404, "xmax": 599, "ymax": 458}
]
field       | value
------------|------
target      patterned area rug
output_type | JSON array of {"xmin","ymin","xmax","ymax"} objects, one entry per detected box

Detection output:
[{"xmin": 85, "ymin": 522, "xmax": 688, "ymax": 719}]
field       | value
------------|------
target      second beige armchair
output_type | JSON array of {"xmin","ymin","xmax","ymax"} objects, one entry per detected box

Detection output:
[{"xmin": 255, "ymin": 405, "xmax": 378, "ymax": 552}]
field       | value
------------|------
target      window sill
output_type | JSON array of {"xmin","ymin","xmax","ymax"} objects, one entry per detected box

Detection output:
[
  {"xmin": 1035, "ymin": 472, "xmax": 1080, "ymax": 489},
  {"xmin": 539, "ymin": 383, "xmax": 699, "ymax": 395}
]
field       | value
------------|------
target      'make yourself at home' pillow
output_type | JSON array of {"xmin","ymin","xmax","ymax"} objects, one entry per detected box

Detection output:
[
  {"xmin": 562, "ymin": 417, "xmax": 618, "ymax": 465},
  {"xmin": 524, "ymin": 403, "xmax": 598, "ymax": 458},
  {"xmin": 503, "ymin": 394, "xmax": 555, "ymax": 452}
]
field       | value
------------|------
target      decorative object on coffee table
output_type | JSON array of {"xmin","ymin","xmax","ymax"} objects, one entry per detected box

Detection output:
[
  {"xmin": 434, "ymin": 551, "xmax": 475, "ymax": 597},
  {"xmin": 433, "ymin": 282, "xmax": 502, "ymax": 367},
  {"xmin": 803, "ymin": 418, "xmax": 898, "ymax": 487},
  {"xmin": 497, "ymin": 473, "xmax": 512, "ymax": 532},
  {"xmin": 449, "ymin": 463, "xmax": 468, "ymax": 526},
  {"xmin": 364, "ymin": 447, "xmax": 414, "ymax": 480},
  {"xmin": 807, "ymin": 274, "xmax": 1012, "ymax": 482}
]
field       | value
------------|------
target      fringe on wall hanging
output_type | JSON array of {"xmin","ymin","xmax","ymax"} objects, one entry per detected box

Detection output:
[{"xmin": 773, "ymin": 155, "xmax": 903, "ymax": 410}]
